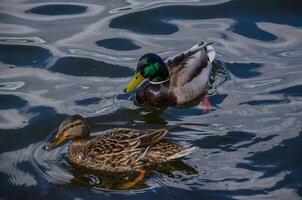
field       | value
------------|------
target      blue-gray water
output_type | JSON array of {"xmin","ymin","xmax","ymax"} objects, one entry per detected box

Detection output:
[{"xmin": 1, "ymin": 0, "xmax": 302, "ymax": 199}]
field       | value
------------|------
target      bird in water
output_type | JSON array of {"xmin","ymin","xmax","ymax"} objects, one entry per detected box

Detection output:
[
  {"xmin": 124, "ymin": 41, "xmax": 215, "ymax": 107},
  {"xmin": 48, "ymin": 115, "xmax": 197, "ymax": 189}
]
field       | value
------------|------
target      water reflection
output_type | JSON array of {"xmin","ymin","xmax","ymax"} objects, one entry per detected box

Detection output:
[
  {"xmin": 26, "ymin": 4, "xmax": 87, "ymax": 16},
  {"xmin": 50, "ymin": 57, "xmax": 133, "ymax": 77},
  {"xmin": 75, "ymin": 97, "xmax": 102, "ymax": 106},
  {"xmin": 110, "ymin": 0, "xmax": 302, "ymax": 38},
  {"xmin": 237, "ymin": 132, "xmax": 302, "ymax": 195},
  {"xmin": 271, "ymin": 85, "xmax": 302, "ymax": 97},
  {"xmin": 0, "ymin": 44, "xmax": 51, "ymax": 67},
  {"xmin": 0, "ymin": 82, "xmax": 25, "ymax": 91},
  {"xmin": 69, "ymin": 159, "xmax": 197, "ymax": 190},
  {"xmin": 0, "ymin": 144, "xmax": 38, "ymax": 187},
  {"xmin": 226, "ymin": 62, "xmax": 262, "ymax": 78},
  {"xmin": 1, "ymin": 0, "xmax": 302, "ymax": 198},
  {"xmin": 96, "ymin": 38, "xmax": 141, "ymax": 51},
  {"xmin": 0, "ymin": 37, "xmax": 45, "ymax": 44}
]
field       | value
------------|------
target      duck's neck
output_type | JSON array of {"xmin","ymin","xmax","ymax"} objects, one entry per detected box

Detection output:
[
  {"xmin": 145, "ymin": 62, "xmax": 170, "ymax": 84},
  {"xmin": 69, "ymin": 138, "xmax": 88, "ymax": 148},
  {"xmin": 67, "ymin": 139, "xmax": 88, "ymax": 160},
  {"xmin": 149, "ymin": 77, "xmax": 170, "ymax": 85}
]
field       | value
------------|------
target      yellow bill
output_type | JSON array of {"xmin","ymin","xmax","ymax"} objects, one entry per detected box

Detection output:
[
  {"xmin": 124, "ymin": 73, "xmax": 144, "ymax": 93},
  {"xmin": 48, "ymin": 132, "xmax": 67, "ymax": 148}
]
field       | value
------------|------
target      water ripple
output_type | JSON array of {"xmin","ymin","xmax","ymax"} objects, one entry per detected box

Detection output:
[
  {"xmin": 1, "ymin": 0, "xmax": 302, "ymax": 199},
  {"xmin": 0, "ymin": 36, "xmax": 45, "ymax": 44},
  {"xmin": 0, "ymin": 81, "xmax": 25, "ymax": 91},
  {"xmin": 26, "ymin": 4, "xmax": 87, "ymax": 16}
]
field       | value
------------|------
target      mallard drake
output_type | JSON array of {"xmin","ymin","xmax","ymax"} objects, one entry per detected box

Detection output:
[
  {"xmin": 124, "ymin": 41, "xmax": 215, "ymax": 106},
  {"xmin": 48, "ymin": 115, "xmax": 197, "ymax": 189}
]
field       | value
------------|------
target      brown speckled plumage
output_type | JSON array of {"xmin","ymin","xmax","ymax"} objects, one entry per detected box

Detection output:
[{"xmin": 49, "ymin": 115, "xmax": 197, "ymax": 173}]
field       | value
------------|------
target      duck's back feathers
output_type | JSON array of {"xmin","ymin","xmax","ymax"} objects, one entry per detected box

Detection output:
[
  {"xmin": 172, "ymin": 61, "xmax": 212, "ymax": 104},
  {"xmin": 98, "ymin": 128, "xmax": 168, "ymax": 147},
  {"xmin": 169, "ymin": 48, "xmax": 208, "ymax": 87},
  {"xmin": 68, "ymin": 128, "xmax": 196, "ymax": 172},
  {"xmin": 166, "ymin": 41, "xmax": 214, "ymax": 104},
  {"xmin": 166, "ymin": 41, "xmax": 213, "ymax": 67},
  {"xmin": 146, "ymin": 141, "xmax": 197, "ymax": 163},
  {"xmin": 78, "ymin": 128, "xmax": 167, "ymax": 157}
]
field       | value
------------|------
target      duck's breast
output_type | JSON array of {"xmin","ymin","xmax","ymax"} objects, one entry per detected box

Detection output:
[{"xmin": 136, "ymin": 82, "xmax": 177, "ymax": 106}]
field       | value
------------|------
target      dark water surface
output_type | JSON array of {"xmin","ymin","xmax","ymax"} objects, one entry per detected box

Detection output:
[{"xmin": 1, "ymin": 0, "xmax": 302, "ymax": 199}]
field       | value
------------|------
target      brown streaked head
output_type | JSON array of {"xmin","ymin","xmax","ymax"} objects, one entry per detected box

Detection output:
[{"xmin": 48, "ymin": 115, "xmax": 90, "ymax": 148}]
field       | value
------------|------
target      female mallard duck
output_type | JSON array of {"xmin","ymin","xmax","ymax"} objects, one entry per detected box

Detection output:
[
  {"xmin": 48, "ymin": 115, "xmax": 196, "ymax": 189},
  {"xmin": 124, "ymin": 41, "xmax": 215, "ymax": 106}
]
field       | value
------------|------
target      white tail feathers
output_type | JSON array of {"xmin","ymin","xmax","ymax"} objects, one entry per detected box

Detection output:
[{"xmin": 167, "ymin": 146, "xmax": 198, "ymax": 160}]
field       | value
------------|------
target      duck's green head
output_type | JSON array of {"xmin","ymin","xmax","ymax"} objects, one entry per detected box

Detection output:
[{"xmin": 124, "ymin": 53, "xmax": 169, "ymax": 93}]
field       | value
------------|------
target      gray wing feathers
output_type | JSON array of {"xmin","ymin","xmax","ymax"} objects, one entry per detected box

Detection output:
[{"xmin": 165, "ymin": 41, "xmax": 213, "ymax": 67}]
